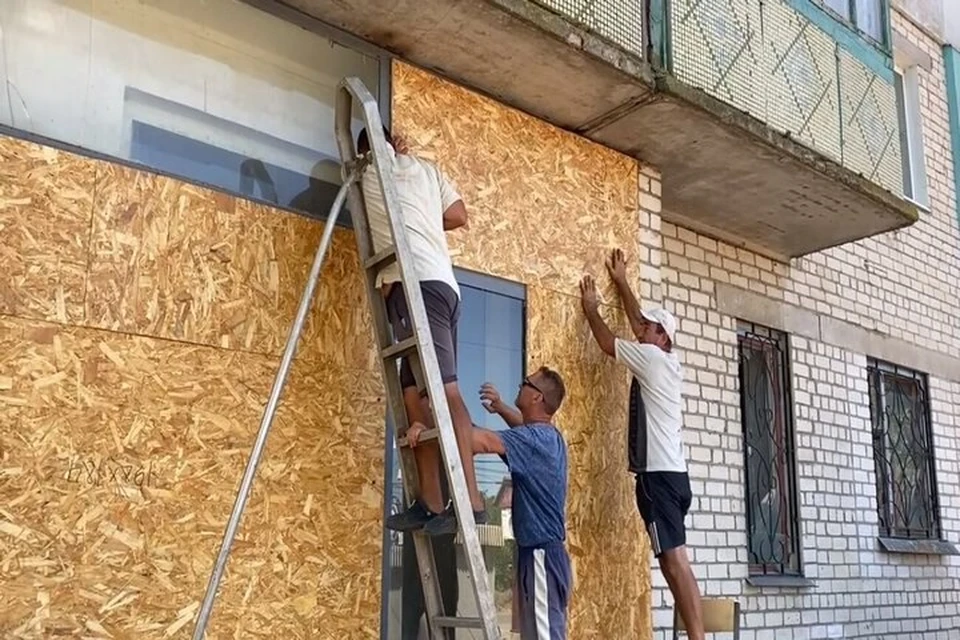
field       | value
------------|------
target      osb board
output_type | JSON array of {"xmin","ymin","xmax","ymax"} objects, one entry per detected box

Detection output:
[
  {"xmin": 526, "ymin": 286, "xmax": 651, "ymax": 639},
  {"xmin": 0, "ymin": 137, "xmax": 96, "ymax": 324},
  {"xmin": 0, "ymin": 316, "xmax": 385, "ymax": 639},
  {"xmin": 84, "ymin": 164, "xmax": 375, "ymax": 369},
  {"xmin": 392, "ymin": 62, "xmax": 640, "ymax": 304},
  {"xmin": 394, "ymin": 62, "xmax": 651, "ymax": 639}
]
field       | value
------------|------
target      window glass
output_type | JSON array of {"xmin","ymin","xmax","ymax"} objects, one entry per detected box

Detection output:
[
  {"xmin": 0, "ymin": 0, "xmax": 380, "ymax": 223},
  {"xmin": 894, "ymin": 71, "xmax": 914, "ymax": 200},
  {"xmin": 855, "ymin": 0, "xmax": 884, "ymax": 42},
  {"xmin": 823, "ymin": 0, "xmax": 852, "ymax": 20},
  {"xmin": 737, "ymin": 322, "xmax": 802, "ymax": 577},
  {"xmin": 867, "ymin": 359, "xmax": 940, "ymax": 540},
  {"xmin": 894, "ymin": 66, "xmax": 929, "ymax": 205},
  {"xmin": 382, "ymin": 272, "xmax": 525, "ymax": 639},
  {"xmin": 818, "ymin": 0, "xmax": 887, "ymax": 45}
]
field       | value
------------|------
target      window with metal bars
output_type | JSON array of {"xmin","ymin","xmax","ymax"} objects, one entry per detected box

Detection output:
[
  {"xmin": 737, "ymin": 322, "xmax": 802, "ymax": 576},
  {"xmin": 867, "ymin": 358, "xmax": 941, "ymax": 540}
]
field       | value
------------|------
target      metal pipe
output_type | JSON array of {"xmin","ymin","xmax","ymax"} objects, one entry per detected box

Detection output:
[{"xmin": 191, "ymin": 172, "xmax": 357, "ymax": 639}]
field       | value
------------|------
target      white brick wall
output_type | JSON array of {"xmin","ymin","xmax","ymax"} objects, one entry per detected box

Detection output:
[{"xmin": 640, "ymin": 9, "xmax": 960, "ymax": 640}]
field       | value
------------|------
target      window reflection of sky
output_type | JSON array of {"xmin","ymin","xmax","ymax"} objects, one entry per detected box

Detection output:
[
  {"xmin": 387, "ymin": 274, "xmax": 525, "ymax": 501},
  {"xmin": 456, "ymin": 283, "xmax": 525, "ymax": 497}
]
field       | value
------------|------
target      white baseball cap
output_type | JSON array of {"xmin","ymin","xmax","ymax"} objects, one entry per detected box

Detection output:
[{"xmin": 640, "ymin": 307, "xmax": 677, "ymax": 345}]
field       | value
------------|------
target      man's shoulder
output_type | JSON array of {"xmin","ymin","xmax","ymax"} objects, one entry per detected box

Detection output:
[
  {"xmin": 395, "ymin": 153, "xmax": 438, "ymax": 174},
  {"xmin": 525, "ymin": 422, "xmax": 564, "ymax": 435},
  {"xmin": 616, "ymin": 339, "xmax": 670, "ymax": 364},
  {"xmin": 523, "ymin": 424, "xmax": 567, "ymax": 456},
  {"xmin": 506, "ymin": 423, "xmax": 563, "ymax": 443}
]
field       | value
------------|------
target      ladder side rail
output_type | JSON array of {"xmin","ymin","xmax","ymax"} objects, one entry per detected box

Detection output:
[
  {"xmin": 333, "ymin": 85, "xmax": 425, "ymax": 515},
  {"xmin": 334, "ymin": 85, "xmax": 450, "ymax": 638},
  {"xmin": 334, "ymin": 80, "xmax": 468, "ymax": 528},
  {"xmin": 335, "ymin": 80, "xmax": 458, "ymax": 448},
  {"xmin": 336, "ymin": 77, "xmax": 473, "ymax": 530},
  {"xmin": 336, "ymin": 77, "xmax": 501, "ymax": 640},
  {"xmin": 191, "ymin": 175, "xmax": 356, "ymax": 640}
]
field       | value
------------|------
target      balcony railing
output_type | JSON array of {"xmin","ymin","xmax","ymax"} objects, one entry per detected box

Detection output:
[
  {"xmin": 532, "ymin": 0, "xmax": 649, "ymax": 59},
  {"xmin": 275, "ymin": 0, "xmax": 918, "ymax": 257},
  {"xmin": 535, "ymin": 0, "xmax": 904, "ymax": 198}
]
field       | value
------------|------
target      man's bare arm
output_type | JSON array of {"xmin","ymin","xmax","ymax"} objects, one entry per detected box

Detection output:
[
  {"xmin": 495, "ymin": 405, "xmax": 524, "ymax": 428},
  {"xmin": 442, "ymin": 200, "xmax": 468, "ymax": 230},
  {"xmin": 471, "ymin": 428, "xmax": 506, "ymax": 455},
  {"xmin": 580, "ymin": 275, "xmax": 617, "ymax": 357},
  {"xmin": 607, "ymin": 248, "xmax": 645, "ymax": 340},
  {"xmin": 480, "ymin": 383, "xmax": 523, "ymax": 428},
  {"xmin": 584, "ymin": 305, "xmax": 617, "ymax": 357},
  {"xmin": 613, "ymin": 277, "xmax": 645, "ymax": 340},
  {"xmin": 406, "ymin": 421, "xmax": 505, "ymax": 455}
]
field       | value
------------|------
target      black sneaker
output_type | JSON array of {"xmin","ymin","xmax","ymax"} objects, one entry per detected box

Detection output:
[
  {"xmin": 424, "ymin": 504, "xmax": 489, "ymax": 536},
  {"xmin": 385, "ymin": 500, "xmax": 437, "ymax": 532}
]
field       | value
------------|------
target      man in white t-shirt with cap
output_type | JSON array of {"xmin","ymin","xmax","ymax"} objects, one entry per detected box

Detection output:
[{"xmin": 579, "ymin": 249, "xmax": 705, "ymax": 640}]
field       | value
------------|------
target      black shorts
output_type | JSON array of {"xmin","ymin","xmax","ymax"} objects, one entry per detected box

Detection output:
[
  {"xmin": 635, "ymin": 472, "xmax": 692, "ymax": 558},
  {"xmin": 384, "ymin": 280, "xmax": 460, "ymax": 389}
]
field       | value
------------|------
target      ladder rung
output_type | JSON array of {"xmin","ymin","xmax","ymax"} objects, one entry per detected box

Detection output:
[
  {"xmin": 433, "ymin": 616, "xmax": 483, "ymax": 629},
  {"xmin": 364, "ymin": 246, "xmax": 397, "ymax": 270},
  {"xmin": 381, "ymin": 337, "xmax": 418, "ymax": 361},
  {"xmin": 397, "ymin": 428, "xmax": 439, "ymax": 448}
]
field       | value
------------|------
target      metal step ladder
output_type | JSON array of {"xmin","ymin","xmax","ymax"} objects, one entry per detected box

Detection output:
[{"xmin": 190, "ymin": 77, "xmax": 501, "ymax": 640}]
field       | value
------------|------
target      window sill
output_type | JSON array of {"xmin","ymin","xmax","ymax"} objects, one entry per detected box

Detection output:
[
  {"xmin": 877, "ymin": 537, "xmax": 960, "ymax": 556},
  {"xmin": 745, "ymin": 575, "xmax": 817, "ymax": 589},
  {"xmin": 900, "ymin": 193, "xmax": 931, "ymax": 213}
]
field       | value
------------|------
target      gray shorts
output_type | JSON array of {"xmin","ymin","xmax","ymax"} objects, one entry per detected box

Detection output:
[{"xmin": 384, "ymin": 280, "xmax": 460, "ymax": 389}]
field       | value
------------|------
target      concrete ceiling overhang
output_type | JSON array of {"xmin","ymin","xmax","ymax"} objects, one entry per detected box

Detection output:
[{"xmin": 263, "ymin": 0, "xmax": 919, "ymax": 259}]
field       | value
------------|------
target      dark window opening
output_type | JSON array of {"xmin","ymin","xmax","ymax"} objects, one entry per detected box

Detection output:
[
  {"xmin": 868, "ymin": 358, "xmax": 941, "ymax": 540},
  {"xmin": 738, "ymin": 321, "xmax": 802, "ymax": 577}
]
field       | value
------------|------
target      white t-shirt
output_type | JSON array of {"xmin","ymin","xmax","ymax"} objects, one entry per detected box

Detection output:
[
  {"xmin": 615, "ymin": 339, "xmax": 687, "ymax": 473},
  {"xmin": 361, "ymin": 146, "xmax": 461, "ymax": 297}
]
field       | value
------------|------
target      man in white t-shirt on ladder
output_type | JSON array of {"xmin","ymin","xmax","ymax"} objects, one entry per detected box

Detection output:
[
  {"xmin": 579, "ymin": 249, "xmax": 705, "ymax": 640},
  {"xmin": 358, "ymin": 127, "xmax": 487, "ymax": 536}
]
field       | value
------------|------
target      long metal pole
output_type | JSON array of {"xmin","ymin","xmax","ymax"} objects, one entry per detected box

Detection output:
[{"xmin": 192, "ymin": 172, "xmax": 357, "ymax": 639}]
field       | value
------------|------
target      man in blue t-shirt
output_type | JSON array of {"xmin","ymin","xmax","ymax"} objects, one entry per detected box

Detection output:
[{"xmin": 405, "ymin": 366, "xmax": 572, "ymax": 640}]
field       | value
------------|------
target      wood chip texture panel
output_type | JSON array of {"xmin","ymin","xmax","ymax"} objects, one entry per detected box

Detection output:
[
  {"xmin": 0, "ymin": 137, "xmax": 384, "ymax": 639},
  {"xmin": 0, "ymin": 58, "xmax": 653, "ymax": 640},
  {"xmin": 394, "ymin": 61, "xmax": 652, "ymax": 639}
]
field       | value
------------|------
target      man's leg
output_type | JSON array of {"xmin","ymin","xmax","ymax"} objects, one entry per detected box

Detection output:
[
  {"xmin": 385, "ymin": 281, "xmax": 485, "ymax": 533},
  {"xmin": 444, "ymin": 382, "xmax": 486, "ymax": 512},
  {"xmin": 517, "ymin": 544, "xmax": 572, "ymax": 640},
  {"xmin": 423, "ymin": 282, "xmax": 487, "ymax": 535},
  {"xmin": 658, "ymin": 546, "xmax": 704, "ymax": 640},
  {"xmin": 636, "ymin": 473, "xmax": 704, "ymax": 640},
  {"xmin": 402, "ymin": 387, "xmax": 445, "ymax": 514},
  {"xmin": 406, "ymin": 383, "xmax": 487, "ymax": 534},
  {"xmin": 385, "ymin": 285, "xmax": 446, "ymax": 530}
]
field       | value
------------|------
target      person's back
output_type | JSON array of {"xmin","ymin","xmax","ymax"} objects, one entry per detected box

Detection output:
[
  {"xmin": 621, "ymin": 342, "xmax": 686, "ymax": 474},
  {"xmin": 486, "ymin": 368, "xmax": 571, "ymax": 640},
  {"xmin": 356, "ymin": 128, "xmax": 488, "ymax": 536},
  {"xmin": 362, "ymin": 146, "xmax": 459, "ymax": 297},
  {"xmin": 501, "ymin": 423, "xmax": 568, "ymax": 549},
  {"xmin": 502, "ymin": 423, "xmax": 570, "ymax": 639}
]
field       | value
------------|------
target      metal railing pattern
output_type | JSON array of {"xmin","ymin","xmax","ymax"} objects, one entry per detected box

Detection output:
[{"xmin": 535, "ymin": 0, "xmax": 904, "ymax": 195}]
